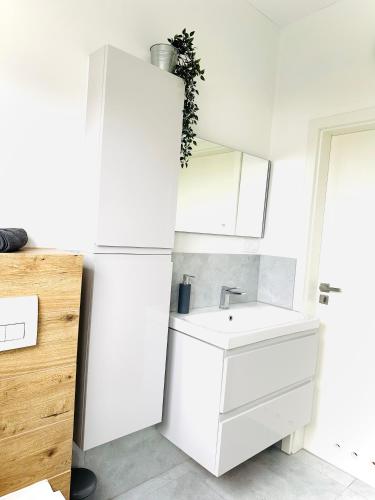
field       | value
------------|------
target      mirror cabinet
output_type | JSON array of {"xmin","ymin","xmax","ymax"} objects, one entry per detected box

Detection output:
[{"xmin": 175, "ymin": 139, "xmax": 271, "ymax": 238}]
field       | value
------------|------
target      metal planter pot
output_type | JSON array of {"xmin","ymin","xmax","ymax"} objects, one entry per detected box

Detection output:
[{"xmin": 150, "ymin": 43, "xmax": 178, "ymax": 73}]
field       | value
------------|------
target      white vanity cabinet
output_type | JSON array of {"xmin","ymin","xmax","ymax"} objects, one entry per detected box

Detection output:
[{"xmin": 160, "ymin": 326, "xmax": 318, "ymax": 476}]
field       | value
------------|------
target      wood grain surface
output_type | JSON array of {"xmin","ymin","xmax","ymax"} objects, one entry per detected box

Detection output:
[{"xmin": 0, "ymin": 249, "xmax": 83, "ymax": 498}]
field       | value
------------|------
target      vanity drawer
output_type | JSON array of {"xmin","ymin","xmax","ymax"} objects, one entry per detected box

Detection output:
[
  {"xmin": 216, "ymin": 382, "xmax": 313, "ymax": 476},
  {"xmin": 220, "ymin": 333, "xmax": 317, "ymax": 413}
]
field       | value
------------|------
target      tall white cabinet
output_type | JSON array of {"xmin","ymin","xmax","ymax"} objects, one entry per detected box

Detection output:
[{"xmin": 74, "ymin": 46, "xmax": 184, "ymax": 450}]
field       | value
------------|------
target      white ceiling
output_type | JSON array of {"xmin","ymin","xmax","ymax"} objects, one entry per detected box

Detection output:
[{"xmin": 248, "ymin": 0, "xmax": 341, "ymax": 26}]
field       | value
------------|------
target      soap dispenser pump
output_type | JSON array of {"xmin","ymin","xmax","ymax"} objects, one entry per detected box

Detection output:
[{"xmin": 178, "ymin": 274, "xmax": 195, "ymax": 314}]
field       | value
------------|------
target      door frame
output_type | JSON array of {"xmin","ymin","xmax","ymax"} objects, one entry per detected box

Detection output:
[
  {"xmin": 281, "ymin": 106, "xmax": 375, "ymax": 456},
  {"xmin": 302, "ymin": 106, "xmax": 375, "ymax": 316}
]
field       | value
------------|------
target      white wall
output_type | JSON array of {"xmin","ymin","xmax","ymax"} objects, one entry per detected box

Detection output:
[
  {"xmin": 0, "ymin": 0, "xmax": 279, "ymax": 253},
  {"xmin": 262, "ymin": 0, "xmax": 375, "ymax": 306}
]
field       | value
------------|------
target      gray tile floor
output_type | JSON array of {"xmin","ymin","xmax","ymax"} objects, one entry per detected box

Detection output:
[{"xmin": 76, "ymin": 427, "xmax": 375, "ymax": 500}]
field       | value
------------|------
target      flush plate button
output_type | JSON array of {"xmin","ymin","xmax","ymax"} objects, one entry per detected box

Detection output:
[
  {"xmin": 0, "ymin": 296, "xmax": 38, "ymax": 352},
  {"xmin": 6, "ymin": 323, "xmax": 25, "ymax": 341}
]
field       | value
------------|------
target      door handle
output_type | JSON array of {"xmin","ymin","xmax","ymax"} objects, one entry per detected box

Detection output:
[{"xmin": 319, "ymin": 282, "xmax": 342, "ymax": 293}]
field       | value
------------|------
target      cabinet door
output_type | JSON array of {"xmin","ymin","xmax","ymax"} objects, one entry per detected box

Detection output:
[
  {"xmin": 96, "ymin": 46, "xmax": 184, "ymax": 249},
  {"xmin": 217, "ymin": 383, "xmax": 313, "ymax": 475},
  {"xmin": 221, "ymin": 333, "xmax": 318, "ymax": 413},
  {"xmin": 83, "ymin": 254, "xmax": 172, "ymax": 450},
  {"xmin": 175, "ymin": 151, "xmax": 242, "ymax": 235},
  {"xmin": 235, "ymin": 155, "xmax": 270, "ymax": 238}
]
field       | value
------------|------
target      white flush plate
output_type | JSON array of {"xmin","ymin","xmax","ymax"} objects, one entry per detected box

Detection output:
[{"xmin": 0, "ymin": 295, "xmax": 38, "ymax": 352}]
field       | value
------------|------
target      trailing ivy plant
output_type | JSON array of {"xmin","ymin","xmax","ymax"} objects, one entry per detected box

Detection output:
[{"xmin": 168, "ymin": 29, "xmax": 205, "ymax": 168}]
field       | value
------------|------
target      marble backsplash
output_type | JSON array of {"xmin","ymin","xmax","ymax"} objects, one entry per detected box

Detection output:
[
  {"xmin": 258, "ymin": 255, "xmax": 297, "ymax": 309},
  {"xmin": 171, "ymin": 253, "xmax": 296, "ymax": 311},
  {"xmin": 171, "ymin": 253, "xmax": 260, "ymax": 311}
]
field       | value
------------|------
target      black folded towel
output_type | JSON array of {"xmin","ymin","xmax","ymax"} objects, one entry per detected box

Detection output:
[{"xmin": 0, "ymin": 228, "xmax": 28, "ymax": 252}]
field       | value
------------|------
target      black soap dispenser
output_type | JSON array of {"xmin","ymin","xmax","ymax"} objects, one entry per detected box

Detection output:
[{"xmin": 178, "ymin": 274, "xmax": 195, "ymax": 314}]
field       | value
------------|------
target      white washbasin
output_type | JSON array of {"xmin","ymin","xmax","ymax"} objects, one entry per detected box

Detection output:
[{"xmin": 169, "ymin": 302, "xmax": 319, "ymax": 349}]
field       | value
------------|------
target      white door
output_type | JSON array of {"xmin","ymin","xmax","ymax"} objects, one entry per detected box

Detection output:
[
  {"xmin": 304, "ymin": 129, "xmax": 375, "ymax": 486},
  {"xmin": 83, "ymin": 254, "xmax": 172, "ymax": 450}
]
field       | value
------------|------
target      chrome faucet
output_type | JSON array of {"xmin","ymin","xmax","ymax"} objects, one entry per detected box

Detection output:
[{"xmin": 219, "ymin": 286, "xmax": 247, "ymax": 309}]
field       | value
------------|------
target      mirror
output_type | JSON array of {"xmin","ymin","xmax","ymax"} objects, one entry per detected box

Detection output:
[{"xmin": 175, "ymin": 139, "xmax": 271, "ymax": 238}]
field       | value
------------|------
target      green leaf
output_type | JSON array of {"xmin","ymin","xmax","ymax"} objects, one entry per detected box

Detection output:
[{"xmin": 167, "ymin": 28, "xmax": 205, "ymax": 167}]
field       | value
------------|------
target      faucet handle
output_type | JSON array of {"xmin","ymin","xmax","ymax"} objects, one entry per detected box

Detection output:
[
  {"xmin": 221, "ymin": 285, "xmax": 246, "ymax": 294},
  {"xmin": 220, "ymin": 285, "xmax": 246, "ymax": 309},
  {"xmin": 230, "ymin": 289, "xmax": 247, "ymax": 296}
]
